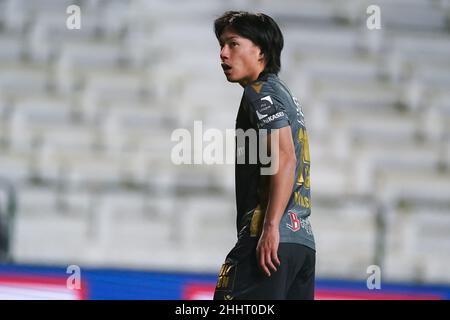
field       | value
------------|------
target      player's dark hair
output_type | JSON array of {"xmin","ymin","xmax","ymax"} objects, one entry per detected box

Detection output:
[{"xmin": 214, "ymin": 11, "xmax": 284, "ymax": 75}]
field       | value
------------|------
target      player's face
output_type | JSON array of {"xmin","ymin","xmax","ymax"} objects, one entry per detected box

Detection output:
[{"xmin": 219, "ymin": 29, "xmax": 265, "ymax": 87}]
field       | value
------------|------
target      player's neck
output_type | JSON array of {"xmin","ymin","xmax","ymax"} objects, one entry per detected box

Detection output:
[{"xmin": 239, "ymin": 69, "xmax": 265, "ymax": 88}]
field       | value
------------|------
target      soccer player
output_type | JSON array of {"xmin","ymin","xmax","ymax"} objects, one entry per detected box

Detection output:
[{"xmin": 213, "ymin": 11, "xmax": 316, "ymax": 300}]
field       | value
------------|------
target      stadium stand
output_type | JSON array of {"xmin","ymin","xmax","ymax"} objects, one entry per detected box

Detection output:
[{"xmin": 0, "ymin": 0, "xmax": 449, "ymax": 285}]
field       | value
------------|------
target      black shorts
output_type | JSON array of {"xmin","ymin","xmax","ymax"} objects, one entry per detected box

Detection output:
[{"xmin": 213, "ymin": 239, "xmax": 316, "ymax": 300}]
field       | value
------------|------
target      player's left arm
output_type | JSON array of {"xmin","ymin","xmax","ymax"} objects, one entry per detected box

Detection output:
[{"xmin": 256, "ymin": 126, "xmax": 297, "ymax": 277}]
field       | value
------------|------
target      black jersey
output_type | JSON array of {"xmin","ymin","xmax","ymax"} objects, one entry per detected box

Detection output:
[{"xmin": 234, "ymin": 72, "xmax": 315, "ymax": 250}]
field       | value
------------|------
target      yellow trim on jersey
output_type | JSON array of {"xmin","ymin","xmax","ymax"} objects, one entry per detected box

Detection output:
[
  {"xmin": 250, "ymin": 205, "xmax": 264, "ymax": 237},
  {"xmin": 251, "ymin": 82, "xmax": 263, "ymax": 94}
]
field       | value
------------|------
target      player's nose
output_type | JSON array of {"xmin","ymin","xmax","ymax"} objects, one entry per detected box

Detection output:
[{"xmin": 220, "ymin": 45, "xmax": 229, "ymax": 61}]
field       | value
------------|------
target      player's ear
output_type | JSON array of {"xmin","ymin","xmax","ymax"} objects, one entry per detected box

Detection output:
[{"xmin": 258, "ymin": 51, "xmax": 265, "ymax": 62}]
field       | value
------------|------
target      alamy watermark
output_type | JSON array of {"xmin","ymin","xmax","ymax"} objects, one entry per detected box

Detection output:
[
  {"xmin": 66, "ymin": 5, "xmax": 81, "ymax": 30},
  {"xmin": 366, "ymin": 265, "xmax": 382, "ymax": 290},
  {"xmin": 366, "ymin": 5, "xmax": 381, "ymax": 30},
  {"xmin": 66, "ymin": 265, "xmax": 81, "ymax": 290},
  {"xmin": 171, "ymin": 121, "xmax": 279, "ymax": 175}
]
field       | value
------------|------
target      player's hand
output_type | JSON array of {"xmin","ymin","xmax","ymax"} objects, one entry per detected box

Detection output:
[{"xmin": 256, "ymin": 226, "xmax": 281, "ymax": 277}]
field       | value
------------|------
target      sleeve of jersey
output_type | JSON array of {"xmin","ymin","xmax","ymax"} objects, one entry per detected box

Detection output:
[{"xmin": 245, "ymin": 86, "xmax": 290, "ymax": 130}]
